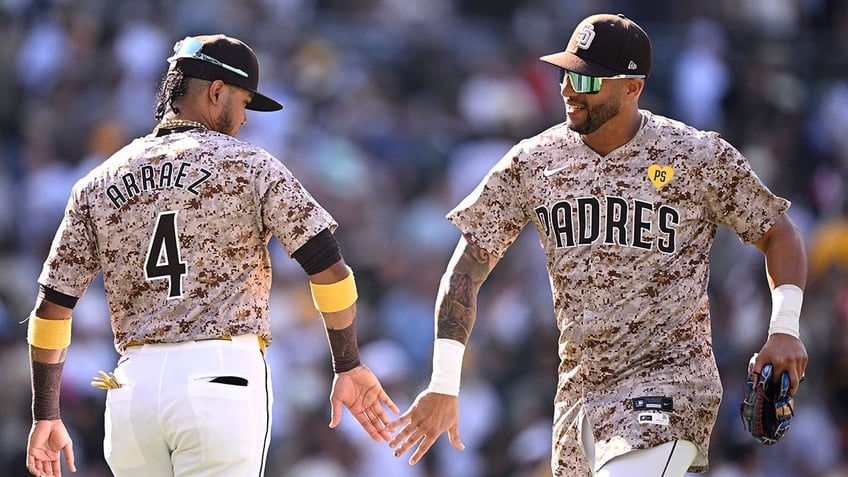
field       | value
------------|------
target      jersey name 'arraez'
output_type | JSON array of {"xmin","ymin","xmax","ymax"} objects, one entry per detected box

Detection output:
[
  {"xmin": 105, "ymin": 159, "xmax": 214, "ymax": 209},
  {"xmin": 534, "ymin": 196, "xmax": 680, "ymax": 253}
]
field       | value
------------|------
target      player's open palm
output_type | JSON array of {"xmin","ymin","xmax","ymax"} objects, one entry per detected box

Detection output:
[
  {"xmin": 26, "ymin": 420, "xmax": 76, "ymax": 476},
  {"xmin": 329, "ymin": 365, "xmax": 399, "ymax": 442},
  {"xmin": 389, "ymin": 391, "xmax": 465, "ymax": 465}
]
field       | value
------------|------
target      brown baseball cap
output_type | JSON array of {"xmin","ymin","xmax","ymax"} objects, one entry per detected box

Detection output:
[
  {"xmin": 168, "ymin": 34, "xmax": 283, "ymax": 111},
  {"xmin": 540, "ymin": 13, "xmax": 652, "ymax": 78}
]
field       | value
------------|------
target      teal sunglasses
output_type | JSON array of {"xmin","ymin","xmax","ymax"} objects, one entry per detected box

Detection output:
[
  {"xmin": 167, "ymin": 36, "xmax": 249, "ymax": 78},
  {"xmin": 559, "ymin": 70, "xmax": 646, "ymax": 94}
]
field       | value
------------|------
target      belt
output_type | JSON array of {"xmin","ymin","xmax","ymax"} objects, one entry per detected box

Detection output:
[{"xmin": 125, "ymin": 335, "xmax": 266, "ymax": 355}]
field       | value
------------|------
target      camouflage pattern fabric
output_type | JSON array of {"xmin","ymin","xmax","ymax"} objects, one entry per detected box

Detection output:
[
  {"xmin": 447, "ymin": 110, "xmax": 790, "ymax": 475},
  {"xmin": 39, "ymin": 128, "xmax": 336, "ymax": 353}
]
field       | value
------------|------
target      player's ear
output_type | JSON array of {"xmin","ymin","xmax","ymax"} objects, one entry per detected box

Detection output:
[
  {"xmin": 208, "ymin": 80, "xmax": 227, "ymax": 105},
  {"xmin": 627, "ymin": 78, "xmax": 645, "ymax": 97}
]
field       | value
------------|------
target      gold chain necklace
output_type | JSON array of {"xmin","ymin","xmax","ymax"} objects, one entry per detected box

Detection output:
[{"xmin": 153, "ymin": 119, "xmax": 207, "ymax": 135}]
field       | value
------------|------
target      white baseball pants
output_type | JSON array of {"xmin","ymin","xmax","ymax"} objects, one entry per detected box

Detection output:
[
  {"xmin": 103, "ymin": 335, "xmax": 272, "ymax": 477},
  {"xmin": 596, "ymin": 440, "xmax": 699, "ymax": 477}
]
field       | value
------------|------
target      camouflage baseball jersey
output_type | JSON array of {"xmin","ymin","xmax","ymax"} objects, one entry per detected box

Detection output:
[
  {"xmin": 447, "ymin": 110, "xmax": 789, "ymax": 475},
  {"xmin": 38, "ymin": 127, "xmax": 336, "ymax": 353}
]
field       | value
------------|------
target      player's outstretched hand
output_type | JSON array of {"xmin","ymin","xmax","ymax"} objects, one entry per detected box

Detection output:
[
  {"xmin": 388, "ymin": 391, "xmax": 465, "ymax": 465},
  {"xmin": 26, "ymin": 420, "xmax": 76, "ymax": 476},
  {"xmin": 329, "ymin": 364, "xmax": 399, "ymax": 442}
]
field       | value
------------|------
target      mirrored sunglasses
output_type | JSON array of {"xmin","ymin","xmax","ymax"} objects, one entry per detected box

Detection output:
[
  {"xmin": 559, "ymin": 70, "xmax": 646, "ymax": 94},
  {"xmin": 167, "ymin": 37, "xmax": 249, "ymax": 78}
]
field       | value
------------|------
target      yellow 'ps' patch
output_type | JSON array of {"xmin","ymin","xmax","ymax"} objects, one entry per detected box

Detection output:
[{"xmin": 647, "ymin": 164, "xmax": 674, "ymax": 188}]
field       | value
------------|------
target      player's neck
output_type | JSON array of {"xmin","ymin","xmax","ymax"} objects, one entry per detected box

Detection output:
[{"xmin": 581, "ymin": 110, "xmax": 644, "ymax": 157}]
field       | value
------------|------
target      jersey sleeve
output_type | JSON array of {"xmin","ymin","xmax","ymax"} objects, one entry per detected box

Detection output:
[
  {"xmin": 703, "ymin": 136, "xmax": 790, "ymax": 244},
  {"xmin": 37, "ymin": 180, "xmax": 102, "ymax": 298},
  {"xmin": 256, "ymin": 155, "xmax": 337, "ymax": 255},
  {"xmin": 447, "ymin": 144, "xmax": 529, "ymax": 257}
]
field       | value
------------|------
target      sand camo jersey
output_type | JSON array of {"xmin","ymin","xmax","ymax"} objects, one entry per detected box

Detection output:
[
  {"xmin": 447, "ymin": 111, "xmax": 789, "ymax": 475},
  {"xmin": 38, "ymin": 128, "xmax": 336, "ymax": 353}
]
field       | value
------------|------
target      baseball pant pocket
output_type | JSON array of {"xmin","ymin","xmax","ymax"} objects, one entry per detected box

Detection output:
[{"xmin": 171, "ymin": 377, "xmax": 269, "ymax": 476}]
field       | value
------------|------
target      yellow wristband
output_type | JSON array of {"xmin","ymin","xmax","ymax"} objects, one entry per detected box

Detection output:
[
  {"xmin": 27, "ymin": 316, "xmax": 72, "ymax": 350},
  {"xmin": 310, "ymin": 270, "xmax": 358, "ymax": 313}
]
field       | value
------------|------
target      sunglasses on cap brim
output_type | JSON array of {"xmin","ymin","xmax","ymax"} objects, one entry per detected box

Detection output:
[
  {"xmin": 558, "ymin": 69, "xmax": 646, "ymax": 94},
  {"xmin": 167, "ymin": 37, "xmax": 249, "ymax": 78}
]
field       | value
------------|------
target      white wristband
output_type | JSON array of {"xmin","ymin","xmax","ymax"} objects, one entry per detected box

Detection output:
[
  {"xmin": 768, "ymin": 284, "xmax": 803, "ymax": 339},
  {"xmin": 426, "ymin": 338, "xmax": 466, "ymax": 396}
]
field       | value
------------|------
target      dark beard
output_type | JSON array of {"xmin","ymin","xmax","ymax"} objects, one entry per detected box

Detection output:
[
  {"xmin": 214, "ymin": 115, "xmax": 236, "ymax": 136},
  {"xmin": 213, "ymin": 96, "xmax": 238, "ymax": 136},
  {"xmin": 567, "ymin": 100, "xmax": 621, "ymax": 135}
]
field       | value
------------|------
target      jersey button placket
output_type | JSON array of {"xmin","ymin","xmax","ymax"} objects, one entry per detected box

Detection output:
[{"xmin": 589, "ymin": 160, "xmax": 605, "ymax": 267}]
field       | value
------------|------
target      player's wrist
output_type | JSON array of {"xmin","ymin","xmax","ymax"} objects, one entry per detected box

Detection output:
[
  {"xmin": 31, "ymin": 361, "xmax": 63, "ymax": 421},
  {"xmin": 326, "ymin": 322, "xmax": 361, "ymax": 374},
  {"xmin": 768, "ymin": 284, "xmax": 802, "ymax": 339},
  {"xmin": 426, "ymin": 338, "xmax": 465, "ymax": 396}
]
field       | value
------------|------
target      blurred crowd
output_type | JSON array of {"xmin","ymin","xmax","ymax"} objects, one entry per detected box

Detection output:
[{"xmin": 1, "ymin": 0, "xmax": 847, "ymax": 476}]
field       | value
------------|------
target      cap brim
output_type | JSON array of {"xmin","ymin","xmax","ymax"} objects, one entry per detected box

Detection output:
[
  {"xmin": 539, "ymin": 51, "xmax": 620, "ymax": 77},
  {"xmin": 174, "ymin": 59, "xmax": 284, "ymax": 111},
  {"xmin": 246, "ymin": 91, "xmax": 283, "ymax": 111}
]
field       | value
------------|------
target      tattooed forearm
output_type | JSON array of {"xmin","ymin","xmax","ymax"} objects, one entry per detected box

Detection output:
[
  {"xmin": 437, "ymin": 274, "xmax": 475, "ymax": 342},
  {"xmin": 468, "ymin": 242, "xmax": 492, "ymax": 271},
  {"xmin": 435, "ymin": 238, "xmax": 497, "ymax": 343}
]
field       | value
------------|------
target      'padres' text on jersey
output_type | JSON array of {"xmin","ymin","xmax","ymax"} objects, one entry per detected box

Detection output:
[
  {"xmin": 533, "ymin": 196, "xmax": 680, "ymax": 253},
  {"xmin": 448, "ymin": 111, "xmax": 789, "ymax": 476},
  {"xmin": 39, "ymin": 128, "xmax": 336, "ymax": 353}
]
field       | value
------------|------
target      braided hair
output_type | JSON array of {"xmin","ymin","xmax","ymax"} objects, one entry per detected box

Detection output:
[{"xmin": 154, "ymin": 68, "xmax": 189, "ymax": 121}]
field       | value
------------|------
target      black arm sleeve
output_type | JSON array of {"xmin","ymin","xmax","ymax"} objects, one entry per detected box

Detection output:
[
  {"xmin": 291, "ymin": 228, "xmax": 342, "ymax": 275},
  {"xmin": 39, "ymin": 285, "xmax": 79, "ymax": 309}
]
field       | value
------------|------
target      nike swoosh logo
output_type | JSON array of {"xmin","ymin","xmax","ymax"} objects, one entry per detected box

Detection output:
[{"xmin": 543, "ymin": 165, "xmax": 569, "ymax": 177}]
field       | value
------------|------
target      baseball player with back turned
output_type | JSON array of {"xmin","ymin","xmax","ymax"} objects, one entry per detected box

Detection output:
[
  {"xmin": 389, "ymin": 13, "xmax": 808, "ymax": 477},
  {"xmin": 25, "ymin": 34, "xmax": 397, "ymax": 477}
]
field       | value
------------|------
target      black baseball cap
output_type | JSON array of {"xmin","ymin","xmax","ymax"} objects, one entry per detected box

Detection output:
[
  {"xmin": 540, "ymin": 13, "xmax": 652, "ymax": 78},
  {"xmin": 168, "ymin": 34, "xmax": 283, "ymax": 111}
]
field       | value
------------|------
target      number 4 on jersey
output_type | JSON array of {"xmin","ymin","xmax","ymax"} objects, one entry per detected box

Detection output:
[{"xmin": 145, "ymin": 211, "xmax": 187, "ymax": 299}]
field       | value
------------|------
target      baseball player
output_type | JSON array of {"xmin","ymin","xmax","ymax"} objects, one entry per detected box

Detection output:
[
  {"xmin": 25, "ymin": 34, "xmax": 397, "ymax": 477},
  {"xmin": 389, "ymin": 13, "xmax": 808, "ymax": 476}
]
